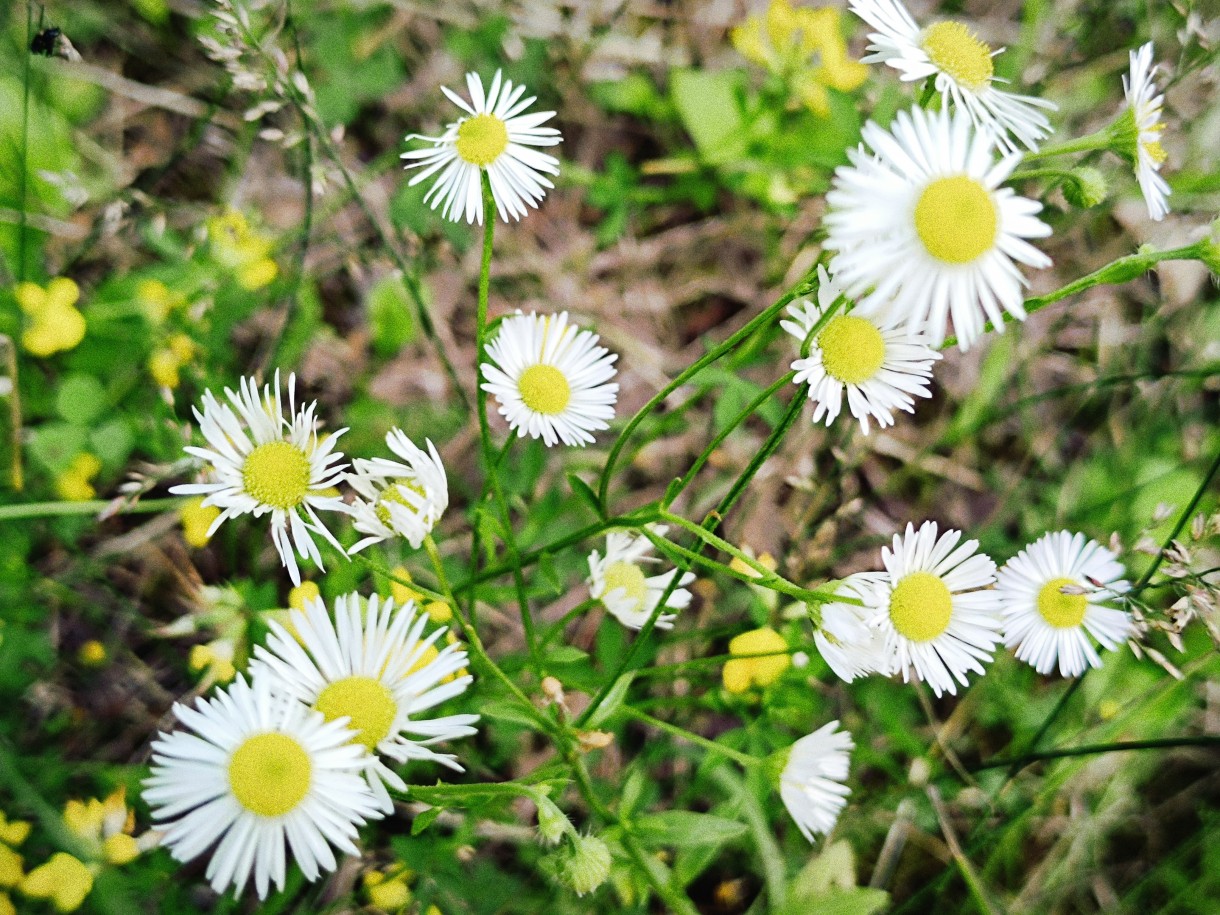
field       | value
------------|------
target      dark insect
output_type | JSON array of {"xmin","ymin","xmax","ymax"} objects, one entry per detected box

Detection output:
[{"xmin": 30, "ymin": 27, "xmax": 61, "ymax": 56}]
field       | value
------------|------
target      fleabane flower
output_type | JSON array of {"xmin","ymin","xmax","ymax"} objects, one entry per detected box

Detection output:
[
  {"xmin": 401, "ymin": 70, "xmax": 561, "ymax": 224},
  {"xmin": 813, "ymin": 572, "xmax": 892, "ymax": 683},
  {"xmin": 169, "ymin": 371, "xmax": 350, "ymax": 585},
  {"xmin": 860, "ymin": 521, "xmax": 1003, "ymax": 697},
  {"xmin": 997, "ymin": 531, "xmax": 1133, "ymax": 677},
  {"xmin": 347, "ymin": 430, "xmax": 449, "ymax": 552},
  {"xmin": 773, "ymin": 721, "xmax": 854, "ymax": 841},
  {"xmin": 587, "ymin": 526, "xmax": 694, "ymax": 630},
  {"xmin": 250, "ymin": 592, "xmax": 479, "ymax": 813},
  {"xmin": 781, "ymin": 265, "xmax": 941, "ymax": 433},
  {"xmin": 482, "ymin": 310, "xmax": 619, "ymax": 447},
  {"xmin": 142, "ymin": 675, "xmax": 382, "ymax": 900},
  {"xmin": 1117, "ymin": 42, "xmax": 1170, "ymax": 221},
  {"xmin": 848, "ymin": 0, "xmax": 1056, "ymax": 153},
  {"xmin": 824, "ymin": 105, "xmax": 1052, "ymax": 351}
]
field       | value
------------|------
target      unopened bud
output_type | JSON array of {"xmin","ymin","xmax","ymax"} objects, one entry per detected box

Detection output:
[
  {"xmin": 557, "ymin": 833, "xmax": 612, "ymax": 897},
  {"xmin": 1062, "ymin": 166, "xmax": 1108, "ymax": 208},
  {"xmin": 534, "ymin": 794, "xmax": 573, "ymax": 845}
]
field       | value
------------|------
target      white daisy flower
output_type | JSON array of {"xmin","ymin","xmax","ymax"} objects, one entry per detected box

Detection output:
[
  {"xmin": 848, "ymin": 0, "xmax": 1056, "ymax": 153},
  {"xmin": 780, "ymin": 265, "xmax": 942, "ymax": 434},
  {"xmin": 142, "ymin": 675, "xmax": 381, "ymax": 900},
  {"xmin": 482, "ymin": 310, "xmax": 619, "ymax": 447},
  {"xmin": 1119, "ymin": 42, "xmax": 1171, "ymax": 221},
  {"xmin": 861, "ymin": 520, "xmax": 1003, "ymax": 697},
  {"xmin": 814, "ymin": 573, "xmax": 893, "ymax": 683},
  {"xmin": 775, "ymin": 720, "xmax": 854, "ymax": 842},
  {"xmin": 587, "ymin": 525, "xmax": 695, "ymax": 630},
  {"xmin": 997, "ymin": 531, "xmax": 1133, "ymax": 677},
  {"xmin": 250, "ymin": 592, "xmax": 479, "ymax": 814},
  {"xmin": 824, "ymin": 104, "xmax": 1052, "ymax": 351},
  {"xmin": 347, "ymin": 430, "xmax": 449, "ymax": 553},
  {"xmin": 401, "ymin": 69, "xmax": 561, "ymax": 224},
  {"xmin": 169, "ymin": 371, "xmax": 350, "ymax": 586}
]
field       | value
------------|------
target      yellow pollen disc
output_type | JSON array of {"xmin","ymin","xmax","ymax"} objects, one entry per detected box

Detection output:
[
  {"xmin": 242, "ymin": 441, "xmax": 311, "ymax": 510},
  {"xmin": 817, "ymin": 315, "xmax": 887, "ymax": 385},
  {"xmin": 518, "ymin": 364, "xmax": 571, "ymax": 415},
  {"xmin": 315, "ymin": 676, "xmax": 398, "ymax": 750},
  {"xmin": 455, "ymin": 114, "xmax": 509, "ymax": 167},
  {"xmin": 228, "ymin": 732, "xmax": 312, "ymax": 817},
  {"xmin": 914, "ymin": 175, "xmax": 998, "ymax": 265},
  {"xmin": 376, "ymin": 478, "xmax": 426, "ymax": 526},
  {"xmin": 603, "ymin": 561, "xmax": 649, "ymax": 608},
  {"xmin": 1036, "ymin": 577, "xmax": 1088, "ymax": 629},
  {"xmin": 1143, "ymin": 139, "xmax": 1167, "ymax": 165},
  {"xmin": 889, "ymin": 571, "xmax": 953, "ymax": 643},
  {"xmin": 921, "ymin": 21, "xmax": 994, "ymax": 92}
]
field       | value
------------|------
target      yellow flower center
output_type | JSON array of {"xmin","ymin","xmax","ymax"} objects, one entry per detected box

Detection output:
[
  {"xmin": 920, "ymin": 21, "xmax": 994, "ymax": 92},
  {"xmin": 1036, "ymin": 577, "xmax": 1088, "ymax": 629},
  {"xmin": 518, "ymin": 364, "xmax": 571, "ymax": 415},
  {"xmin": 603, "ymin": 561, "xmax": 649, "ymax": 608},
  {"xmin": 242, "ymin": 441, "xmax": 311, "ymax": 510},
  {"xmin": 1143, "ymin": 138, "xmax": 1167, "ymax": 165},
  {"xmin": 456, "ymin": 114, "xmax": 509, "ymax": 167},
  {"xmin": 817, "ymin": 315, "xmax": 886, "ymax": 384},
  {"xmin": 376, "ymin": 478, "xmax": 427, "ymax": 526},
  {"xmin": 914, "ymin": 175, "xmax": 998, "ymax": 265},
  {"xmin": 315, "ymin": 675, "xmax": 398, "ymax": 750},
  {"xmin": 889, "ymin": 571, "xmax": 953, "ymax": 642},
  {"xmin": 227, "ymin": 732, "xmax": 312, "ymax": 817}
]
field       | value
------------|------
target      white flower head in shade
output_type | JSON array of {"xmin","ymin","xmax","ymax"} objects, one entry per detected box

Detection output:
[
  {"xmin": 774, "ymin": 720, "xmax": 854, "ymax": 842},
  {"xmin": 347, "ymin": 430, "xmax": 449, "ymax": 552},
  {"xmin": 401, "ymin": 70, "xmax": 561, "ymax": 224},
  {"xmin": 780, "ymin": 265, "xmax": 942, "ymax": 434},
  {"xmin": 997, "ymin": 530, "xmax": 1133, "ymax": 677},
  {"xmin": 1119, "ymin": 43, "xmax": 1170, "ymax": 221},
  {"xmin": 861, "ymin": 521, "xmax": 1003, "ymax": 697},
  {"xmin": 142, "ymin": 675, "xmax": 381, "ymax": 900},
  {"xmin": 482, "ymin": 310, "xmax": 619, "ymax": 447},
  {"xmin": 814, "ymin": 573, "xmax": 893, "ymax": 683},
  {"xmin": 824, "ymin": 105, "xmax": 1052, "ymax": 351},
  {"xmin": 587, "ymin": 525, "xmax": 695, "ymax": 630},
  {"xmin": 848, "ymin": 0, "xmax": 1056, "ymax": 153},
  {"xmin": 250, "ymin": 592, "xmax": 479, "ymax": 814},
  {"xmin": 169, "ymin": 371, "xmax": 350, "ymax": 586}
]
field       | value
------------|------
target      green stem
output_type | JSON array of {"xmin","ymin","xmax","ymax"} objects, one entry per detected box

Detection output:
[
  {"xmin": 16, "ymin": 2, "xmax": 33, "ymax": 284},
  {"xmin": 348, "ymin": 552, "xmax": 449, "ymax": 605},
  {"xmin": 1022, "ymin": 128, "xmax": 1111, "ymax": 161},
  {"xmin": 918, "ymin": 78, "xmax": 938, "ymax": 108},
  {"xmin": 0, "ymin": 495, "xmax": 187, "ymax": 522},
  {"xmin": 1009, "ymin": 166, "xmax": 1081, "ymax": 183},
  {"xmin": 976, "ymin": 735, "xmax": 1220, "ymax": 772},
  {"xmin": 619, "ymin": 707, "xmax": 761, "ymax": 768}
]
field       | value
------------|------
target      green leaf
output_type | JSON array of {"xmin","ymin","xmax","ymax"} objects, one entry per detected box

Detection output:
[
  {"xmin": 55, "ymin": 374, "xmax": 107, "ymax": 425},
  {"xmin": 89, "ymin": 419, "xmax": 135, "ymax": 468},
  {"xmin": 546, "ymin": 646, "xmax": 589, "ymax": 665},
  {"xmin": 27, "ymin": 423, "xmax": 87, "ymax": 474},
  {"xmin": 670, "ymin": 69, "xmax": 748, "ymax": 166},
  {"xmin": 633, "ymin": 810, "xmax": 748, "ymax": 848},
  {"xmin": 411, "ymin": 806, "xmax": 444, "ymax": 836},
  {"xmin": 367, "ymin": 274, "xmax": 416, "ymax": 357},
  {"xmin": 585, "ymin": 672, "xmax": 635, "ymax": 729},
  {"xmin": 567, "ymin": 473, "xmax": 602, "ymax": 518}
]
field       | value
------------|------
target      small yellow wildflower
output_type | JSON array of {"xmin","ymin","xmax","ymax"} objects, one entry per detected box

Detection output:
[
  {"xmin": 148, "ymin": 335, "xmax": 196, "ymax": 389},
  {"xmin": 364, "ymin": 865, "xmax": 414, "ymax": 911},
  {"xmin": 728, "ymin": 551, "xmax": 777, "ymax": 580},
  {"xmin": 206, "ymin": 210, "xmax": 279, "ymax": 291},
  {"xmin": 731, "ymin": 1, "xmax": 867, "ymax": 116},
  {"xmin": 0, "ymin": 890, "xmax": 15, "ymax": 915},
  {"xmin": 15, "ymin": 278, "xmax": 86, "ymax": 357},
  {"xmin": 20, "ymin": 853, "xmax": 93, "ymax": 913},
  {"xmin": 189, "ymin": 641, "xmax": 237, "ymax": 683},
  {"xmin": 55, "ymin": 454, "xmax": 102, "ymax": 502},
  {"xmin": 135, "ymin": 279, "xmax": 186, "ymax": 323},
  {"xmin": 288, "ymin": 581, "xmax": 322, "ymax": 610},
  {"xmin": 0, "ymin": 846, "xmax": 22, "ymax": 888},
  {"xmin": 389, "ymin": 566, "xmax": 424, "ymax": 606},
  {"xmin": 424, "ymin": 600, "xmax": 453, "ymax": 624},
  {"xmin": 179, "ymin": 496, "xmax": 220, "ymax": 548},
  {"xmin": 722, "ymin": 627, "xmax": 791, "ymax": 693},
  {"xmin": 0, "ymin": 815, "xmax": 30, "ymax": 849},
  {"xmin": 62, "ymin": 787, "xmax": 146, "ymax": 868},
  {"xmin": 77, "ymin": 640, "xmax": 107, "ymax": 667}
]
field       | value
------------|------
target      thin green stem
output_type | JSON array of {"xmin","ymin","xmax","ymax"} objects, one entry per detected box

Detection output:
[
  {"xmin": 1022, "ymin": 128, "xmax": 1111, "ymax": 160},
  {"xmin": 0, "ymin": 496, "xmax": 187, "ymax": 522},
  {"xmin": 976, "ymin": 735, "xmax": 1220, "ymax": 772},
  {"xmin": 1009, "ymin": 166, "xmax": 1082, "ymax": 183},
  {"xmin": 348, "ymin": 552, "xmax": 449, "ymax": 605},
  {"xmin": 619, "ymin": 707, "xmax": 762, "ymax": 768}
]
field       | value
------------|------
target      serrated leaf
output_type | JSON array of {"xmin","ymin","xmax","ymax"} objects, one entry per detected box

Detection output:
[{"xmin": 633, "ymin": 810, "xmax": 748, "ymax": 848}]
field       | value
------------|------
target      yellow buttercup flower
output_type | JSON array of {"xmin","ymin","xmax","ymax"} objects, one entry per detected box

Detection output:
[
  {"xmin": 389, "ymin": 566, "xmax": 425, "ymax": 606},
  {"xmin": 16, "ymin": 278, "xmax": 86, "ymax": 357},
  {"xmin": 0, "ymin": 846, "xmax": 22, "ymax": 888},
  {"xmin": 0, "ymin": 890, "xmax": 15, "ymax": 915},
  {"xmin": 20, "ymin": 853, "xmax": 93, "ymax": 913},
  {"xmin": 179, "ymin": 496, "xmax": 220, "ymax": 548},
  {"xmin": 722, "ymin": 627, "xmax": 791, "ymax": 693},
  {"xmin": 61, "ymin": 787, "xmax": 146, "ymax": 868},
  {"xmin": 731, "ymin": 1, "xmax": 866, "ymax": 116},
  {"xmin": 189, "ymin": 641, "xmax": 237, "ymax": 683},
  {"xmin": 364, "ymin": 865, "xmax": 414, "ymax": 911},
  {"xmin": 206, "ymin": 210, "xmax": 279, "ymax": 290},
  {"xmin": 55, "ymin": 454, "xmax": 102, "ymax": 502},
  {"xmin": 149, "ymin": 334, "xmax": 197, "ymax": 389},
  {"xmin": 136, "ymin": 279, "xmax": 187, "ymax": 323},
  {"xmin": 0, "ymin": 815, "xmax": 30, "ymax": 849}
]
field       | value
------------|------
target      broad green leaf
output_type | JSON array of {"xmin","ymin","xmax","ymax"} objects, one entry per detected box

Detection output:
[
  {"xmin": 670, "ymin": 69, "xmax": 748, "ymax": 166},
  {"xmin": 633, "ymin": 810, "xmax": 748, "ymax": 848}
]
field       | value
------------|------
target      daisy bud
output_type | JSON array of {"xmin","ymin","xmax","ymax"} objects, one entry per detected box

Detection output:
[
  {"xmin": 556, "ymin": 833, "xmax": 612, "ymax": 897},
  {"xmin": 1062, "ymin": 167, "xmax": 1109, "ymax": 208},
  {"xmin": 534, "ymin": 794, "xmax": 573, "ymax": 846}
]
